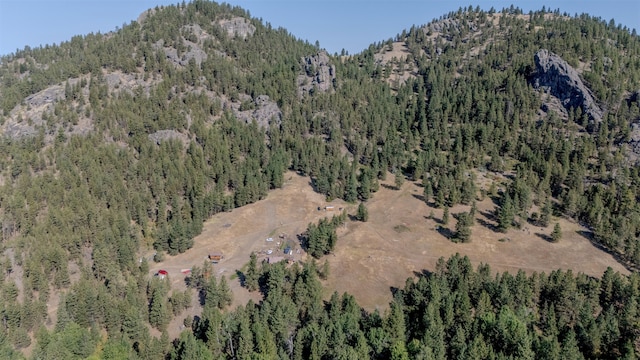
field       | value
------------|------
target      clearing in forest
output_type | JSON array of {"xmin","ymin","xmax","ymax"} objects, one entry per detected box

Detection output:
[{"xmin": 151, "ymin": 171, "xmax": 629, "ymax": 316}]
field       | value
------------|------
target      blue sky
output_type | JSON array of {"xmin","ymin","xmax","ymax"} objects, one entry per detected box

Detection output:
[{"xmin": 1, "ymin": 0, "xmax": 638, "ymax": 57}]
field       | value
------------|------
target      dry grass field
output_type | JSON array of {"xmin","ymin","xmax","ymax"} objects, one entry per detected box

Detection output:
[{"xmin": 150, "ymin": 170, "xmax": 629, "ymax": 328}]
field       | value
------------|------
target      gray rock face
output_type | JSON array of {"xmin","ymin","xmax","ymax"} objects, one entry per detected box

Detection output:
[
  {"xmin": 24, "ymin": 84, "xmax": 66, "ymax": 108},
  {"xmin": 1, "ymin": 84, "xmax": 65, "ymax": 139},
  {"xmin": 2, "ymin": 120, "xmax": 39, "ymax": 139},
  {"xmin": 297, "ymin": 51, "xmax": 336, "ymax": 96},
  {"xmin": 234, "ymin": 95, "xmax": 282, "ymax": 128},
  {"xmin": 148, "ymin": 129, "xmax": 189, "ymax": 145},
  {"xmin": 624, "ymin": 122, "xmax": 640, "ymax": 165},
  {"xmin": 153, "ymin": 39, "xmax": 207, "ymax": 67},
  {"xmin": 218, "ymin": 17, "xmax": 255, "ymax": 39},
  {"xmin": 533, "ymin": 49, "xmax": 603, "ymax": 123}
]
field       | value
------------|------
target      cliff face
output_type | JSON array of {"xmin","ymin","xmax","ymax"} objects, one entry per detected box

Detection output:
[
  {"xmin": 533, "ymin": 49, "xmax": 603, "ymax": 124},
  {"xmin": 218, "ymin": 17, "xmax": 255, "ymax": 39},
  {"xmin": 297, "ymin": 51, "xmax": 336, "ymax": 96}
]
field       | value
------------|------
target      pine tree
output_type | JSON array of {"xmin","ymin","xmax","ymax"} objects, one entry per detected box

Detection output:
[
  {"xmin": 470, "ymin": 200, "xmax": 477, "ymax": 224},
  {"xmin": 217, "ymin": 276, "xmax": 232, "ymax": 309},
  {"xmin": 540, "ymin": 199, "xmax": 552, "ymax": 227},
  {"xmin": 344, "ymin": 171, "xmax": 358, "ymax": 203},
  {"xmin": 394, "ymin": 170, "xmax": 404, "ymax": 190},
  {"xmin": 149, "ymin": 287, "xmax": 169, "ymax": 331},
  {"xmin": 442, "ymin": 207, "xmax": 450, "ymax": 225},
  {"xmin": 454, "ymin": 212, "xmax": 473, "ymax": 243},
  {"xmin": 423, "ymin": 180, "xmax": 433, "ymax": 205},
  {"xmin": 245, "ymin": 252, "xmax": 259, "ymax": 291},
  {"xmin": 551, "ymin": 223, "xmax": 562, "ymax": 242},
  {"xmin": 497, "ymin": 193, "xmax": 515, "ymax": 233},
  {"xmin": 356, "ymin": 202, "xmax": 369, "ymax": 222}
]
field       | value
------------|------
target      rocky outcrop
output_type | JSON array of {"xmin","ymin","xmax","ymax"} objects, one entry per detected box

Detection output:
[
  {"xmin": 627, "ymin": 122, "xmax": 640, "ymax": 161},
  {"xmin": 233, "ymin": 95, "xmax": 282, "ymax": 128},
  {"xmin": 297, "ymin": 51, "xmax": 336, "ymax": 96},
  {"xmin": 1, "ymin": 76, "xmax": 99, "ymax": 140},
  {"xmin": 105, "ymin": 71, "xmax": 159, "ymax": 96},
  {"xmin": 148, "ymin": 129, "xmax": 190, "ymax": 145},
  {"xmin": 1, "ymin": 83, "xmax": 66, "ymax": 139},
  {"xmin": 153, "ymin": 39, "xmax": 208, "ymax": 67},
  {"xmin": 533, "ymin": 49, "xmax": 603, "ymax": 123},
  {"xmin": 218, "ymin": 17, "xmax": 255, "ymax": 39}
]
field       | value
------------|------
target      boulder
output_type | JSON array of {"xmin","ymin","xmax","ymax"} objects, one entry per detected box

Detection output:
[{"xmin": 533, "ymin": 49, "xmax": 603, "ymax": 124}]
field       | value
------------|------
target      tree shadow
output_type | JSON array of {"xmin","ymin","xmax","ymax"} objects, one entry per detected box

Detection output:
[
  {"xmin": 184, "ymin": 274, "xmax": 195, "ymax": 288},
  {"xmin": 380, "ymin": 183, "xmax": 398, "ymax": 190},
  {"xmin": 297, "ymin": 233, "xmax": 308, "ymax": 252},
  {"xmin": 198, "ymin": 288, "xmax": 206, "ymax": 306},
  {"xmin": 436, "ymin": 225, "xmax": 453, "ymax": 239},
  {"xmin": 236, "ymin": 270, "xmax": 246, "ymax": 287},
  {"xmin": 535, "ymin": 232, "xmax": 553, "ymax": 243},
  {"xmin": 421, "ymin": 200, "xmax": 437, "ymax": 208},
  {"xmin": 426, "ymin": 215, "xmax": 444, "ymax": 225},
  {"xmin": 479, "ymin": 210, "xmax": 496, "ymax": 222},
  {"xmin": 489, "ymin": 195, "xmax": 502, "ymax": 206},
  {"xmin": 423, "ymin": 214, "xmax": 437, "ymax": 223},
  {"xmin": 477, "ymin": 218, "xmax": 497, "ymax": 232},
  {"xmin": 412, "ymin": 269, "xmax": 432, "ymax": 278},
  {"xmin": 412, "ymin": 193, "xmax": 425, "ymax": 202}
]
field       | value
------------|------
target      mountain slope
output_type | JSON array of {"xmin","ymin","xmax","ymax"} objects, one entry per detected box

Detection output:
[{"xmin": 0, "ymin": 2, "xmax": 639, "ymax": 358}]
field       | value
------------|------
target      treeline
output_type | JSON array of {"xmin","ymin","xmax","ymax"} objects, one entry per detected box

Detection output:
[
  {"xmin": 23, "ymin": 254, "xmax": 638, "ymax": 359},
  {"xmin": 193, "ymin": 254, "xmax": 639, "ymax": 360}
]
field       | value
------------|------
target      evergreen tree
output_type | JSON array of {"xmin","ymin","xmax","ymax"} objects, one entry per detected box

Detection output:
[
  {"xmin": 454, "ymin": 212, "xmax": 473, "ymax": 243},
  {"xmin": 442, "ymin": 207, "xmax": 450, "ymax": 225},
  {"xmin": 149, "ymin": 287, "xmax": 170, "ymax": 331},
  {"xmin": 551, "ymin": 223, "xmax": 562, "ymax": 242},
  {"xmin": 344, "ymin": 171, "xmax": 358, "ymax": 203},
  {"xmin": 394, "ymin": 170, "xmax": 405, "ymax": 190},
  {"xmin": 497, "ymin": 193, "xmax": 515, "ymax": 233},
  {"xmin": 245, "ymin": 252, "xmax": 259, "ymax": 291},
  {"xmin": 356, "ymin": 202, "xmax": 369, "ymax": 222},
  {"xmin": 540, "ymin": 199, "xmax": 552, "ymax": 227}
]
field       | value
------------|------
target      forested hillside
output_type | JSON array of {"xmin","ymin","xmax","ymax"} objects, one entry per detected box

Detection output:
[{"xmin": 0, "ymin": 1, "xmax": 639, "ymax": 358}]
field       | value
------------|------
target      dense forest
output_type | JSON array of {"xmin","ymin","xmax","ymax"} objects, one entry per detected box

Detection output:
[{"xmin": 0, "ymin": 1, "xmax": 639, "ymax": 358}]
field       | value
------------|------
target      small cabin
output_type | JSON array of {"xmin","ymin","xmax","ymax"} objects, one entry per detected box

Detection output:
[
  {"xmin": 157, "ymin": 269, "xmax": 168, "ymax": 279},
  {"xmin": 208, "ymin": 252, "xmax": 224, "ymax": 263}
]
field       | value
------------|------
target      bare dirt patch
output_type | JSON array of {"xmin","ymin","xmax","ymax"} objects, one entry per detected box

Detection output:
[{"xmin": 151, "ymin": 171, "xmax": 628, "ymax": 325}]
